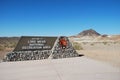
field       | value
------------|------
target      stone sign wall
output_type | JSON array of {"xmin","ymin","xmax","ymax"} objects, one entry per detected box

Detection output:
[{"xmin": 3, "ymin": 36, "xmax": 80, "ymax": 62}]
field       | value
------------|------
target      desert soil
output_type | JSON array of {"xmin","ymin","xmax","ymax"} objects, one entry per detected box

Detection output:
[{"xmin": 76, "ymin": 42, "xmax": 120, "ymax": 68}]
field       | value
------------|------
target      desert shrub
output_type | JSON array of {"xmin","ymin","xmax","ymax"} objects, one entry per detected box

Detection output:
[
  {"xmin": 113, "ymin": 42, "xmax": 117, "ymax": 44},
  {"xmin": 0, "ymin": 45, "xmax": 4, "ymax": 51},
  {"xmin": 90, "ymin": 43, "xmax": 94, "ymax": 46},
  {"xmin": 3, "ymin": 42, "xmax": 17, "ymax": 48},
  {"xmin": 103, "ymin": 42, "xmax": 107, "ymax": 45},
  {"xmin": 73, "ymin": 42, "xmax": 83, "ymax": 50},
  {"xmin": 4, "ymin": 44, "xmax": 9, "ymax": 48},
  {"xmin": 82, "ymin": 42, "xmax": 87, "ymax": 45},
  {"xmin": 9, "ymin": 42, "xmax": 17, "ymax": 48}
]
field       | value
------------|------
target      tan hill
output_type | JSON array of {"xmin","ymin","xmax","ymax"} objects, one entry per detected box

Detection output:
[{"xmin": 70, "ymin": 29, "xmax": 120, "ymax": 42}]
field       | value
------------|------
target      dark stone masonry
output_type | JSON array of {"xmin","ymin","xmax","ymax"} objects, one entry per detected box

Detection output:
[{"xmin": 3, "ymin": 36, "xmax": 80, "ymax": 62}]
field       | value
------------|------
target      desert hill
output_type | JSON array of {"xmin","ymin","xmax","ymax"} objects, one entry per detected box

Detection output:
[
  {"xmin": 70, "ymin": 29, "xmax": 120, "ymax": 42},
  {"xmin": 78, "ymin": 29, "xmax": 101, "ymax": 37}
]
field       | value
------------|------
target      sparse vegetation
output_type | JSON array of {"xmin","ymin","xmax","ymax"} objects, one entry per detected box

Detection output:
[
  {"xmin": 0, "ymin": 37, "xmax": 19, "ymax": 51},
  {"xmin": 90, "ymin": 43, "xmax": 94, "ymax": 46},
  {"xmin": 73, "ymin": 42, "xmax": 83, "ymax": 50},
  {"xmin": 0, "ymin": 37, "xmax": 19, "ymax": 60},
  {"xmin": 103, "ymin": 42, "xmax": 107, "ymax": 45},
  {"xmin": 113, "ymin": 42, "xmax": 117, "ymax": 44},
  {"xmin": 0, "ymin": 45, "xmax": 4, "ymax": 51},
  {"xmin": 82, "ymin": 42, "xmax": 87, "ymax": 45}
]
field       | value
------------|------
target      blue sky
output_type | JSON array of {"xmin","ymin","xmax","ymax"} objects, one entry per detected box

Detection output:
[{"xmin": 0, "ymin": 0, "xmax": 120, "ymax": 37}]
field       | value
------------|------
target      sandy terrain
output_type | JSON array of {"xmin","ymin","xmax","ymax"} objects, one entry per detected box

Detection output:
[
  {"xmin": 76, "ymin": 42, "xmax": 120, "ymax": 67},
  {"xmin": 0, "ymin": 57, "xmax": 120, "ymax": 80}
]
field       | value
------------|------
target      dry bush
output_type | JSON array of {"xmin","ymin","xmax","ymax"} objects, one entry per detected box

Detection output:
[
  {"xmin": 0, "ymin": 45, "xmax": 5, "ymax": 51},
  {"xmin": 72, "ymin": 42, "xmax": 83, "ymax": 50},
  {"xmin": 90, "ymin": 43, "xmax": 94, "ymax": 46},
  {"xmin": 103, "ymin": 42, "xmax": 108, "ymax": 45}
]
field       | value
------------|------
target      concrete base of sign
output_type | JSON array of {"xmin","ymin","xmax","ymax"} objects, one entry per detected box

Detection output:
[{"xmin": 0, "ymin": 57, "xmax": 120, "ymax": 80}]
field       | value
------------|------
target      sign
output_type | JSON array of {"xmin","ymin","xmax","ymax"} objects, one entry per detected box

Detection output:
[
  {"xmin": 14, "ymin": 36, "xmax": 57, "ymax": 51},
  {"xmin": 3, "ymin": 36, "xmax": 81, "ymax": 62}
]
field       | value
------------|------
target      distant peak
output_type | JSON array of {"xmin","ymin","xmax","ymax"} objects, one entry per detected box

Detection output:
[{"xmin": 78, "ymin": 29, "xmax": 101, "ymax": 37}]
